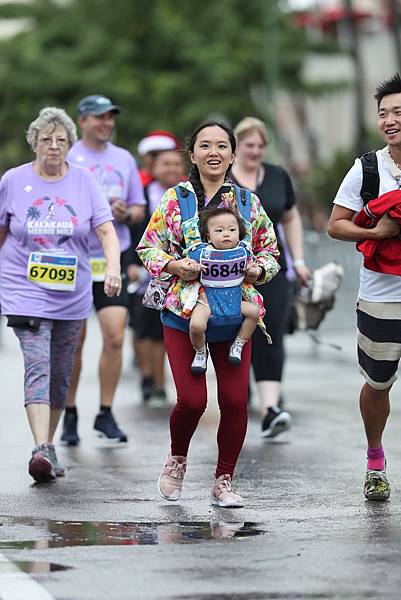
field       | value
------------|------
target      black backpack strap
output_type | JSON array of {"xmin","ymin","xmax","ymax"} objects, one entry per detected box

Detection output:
[
  {"xmin": 360, "ymin": 151, "xmax": 379, "ymax": 205},
  {"xmin": 143, "ymin": 185, "xmax": 151, "ymax": 220}
]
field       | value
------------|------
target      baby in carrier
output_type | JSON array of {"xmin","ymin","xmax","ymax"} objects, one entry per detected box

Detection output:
[{"xmin": 189, "ymin": 207, "xmax": 260, "ymax": 374}]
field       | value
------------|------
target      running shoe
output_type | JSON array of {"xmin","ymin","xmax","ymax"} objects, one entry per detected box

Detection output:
[
  {"xmin": 210, "ymin": 474, "xmax": 244, "ymax": 508},
  {"xmin": 60, "ymin": 410, "xmax": 80, "ymax": 446},
  {"xmin": 191, "ymin": 349, "xmax": 208, "ymax": 375},
  {"xmin": 47, "ymin": 444, "xmax": 65, "ymax": 477},
  {"xmin": 141, "ymin": 376, "xmax": 154, "ymax": 402},
  {"xmin": 94, "ymin": 411, "xmax": 128, "ymax": 443},
  {"xmin": 28, "ymin": 444, "xmax": 56, "ymax": 483},
  {"xmin": 261, "ymin": 406, "xmax": 292, "ymax": 439},
  {"xmin": 364, "ymin": 464, "xmax": 390, "ymax": 501},
  {"xmin": 228, "ymin": 339, "xmax": 243, "ymax": 366},
  {"xmin": 158, "ymin": 454, "xmax": 187, "ymax": 501},
  {"xmin": 147, "ymin": 388, "xmax": 167, "ymax": 408}
]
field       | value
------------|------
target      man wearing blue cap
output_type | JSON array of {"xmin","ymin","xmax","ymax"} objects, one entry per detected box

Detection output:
[{"xmin": 62, "ymin": 94, "xmax": 146, "ymax": 444}]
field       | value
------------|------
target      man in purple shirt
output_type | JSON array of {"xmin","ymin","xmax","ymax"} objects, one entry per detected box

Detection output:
[{"xmin": 63, "ymin": 94, "xmax": 146, "ymax": 444}]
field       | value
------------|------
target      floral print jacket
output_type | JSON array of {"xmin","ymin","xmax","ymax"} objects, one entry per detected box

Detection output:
[{"xmin": 136, "ymin": 180, "xmax": 280, "ymax": 329}]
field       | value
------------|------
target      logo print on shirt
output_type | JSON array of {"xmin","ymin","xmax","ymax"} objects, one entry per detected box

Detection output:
[
  {"xmin": 25, "ymin": 195, "xmax": 79, "ymax": 247},
  {"xmin": 88, "ymin": 164, "xmax": 125, "ymax": 201},
  {"xmin": 24, "ymin": 185, "xmax": 33, "ymax": 192}
]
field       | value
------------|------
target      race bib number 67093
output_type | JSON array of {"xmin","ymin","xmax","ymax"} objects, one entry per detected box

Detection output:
[{"xmin": 27, "ymin": 252, "xmax": 78, "ymax": 292}]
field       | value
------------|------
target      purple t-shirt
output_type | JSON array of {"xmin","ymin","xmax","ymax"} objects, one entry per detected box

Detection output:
[
  {"xmin": 68, "ymin": 140, "xmax": 145, "ymax": 255},
  {"xmin": 147, "ymin": 180, "xmax": 167, "ymax": 215},
  {"xmin": 0, "ymin": 162, "xmax": 112, "ymax": 320}
]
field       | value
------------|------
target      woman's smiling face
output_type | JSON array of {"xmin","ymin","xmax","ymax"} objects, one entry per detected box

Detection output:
[{"xmin": 189, "ymin": 125, "xmax": 235, "ymax": 181}]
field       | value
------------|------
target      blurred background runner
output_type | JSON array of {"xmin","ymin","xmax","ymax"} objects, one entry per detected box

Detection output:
[{"xmin": 61, "ymin": 94, "xmax": 146, "ymax": 445}]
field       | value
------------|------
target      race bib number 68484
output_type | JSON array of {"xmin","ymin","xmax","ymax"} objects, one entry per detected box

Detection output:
[{"xmin": 200, "ymin": 246, "xmax": 247, "ymax": 288}]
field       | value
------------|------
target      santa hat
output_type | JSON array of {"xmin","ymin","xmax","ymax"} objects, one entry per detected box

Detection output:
[{"xmin": 137, "ymin": 130, "xmax": 179, "ymax": 156}]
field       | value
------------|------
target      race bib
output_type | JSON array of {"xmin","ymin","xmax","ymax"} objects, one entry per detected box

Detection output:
[
  {"xmin": 200, "ymin": 246, "xmax": 247, "ymax": 288},
  {"xmin": 27, "ymin": 252, "xmax": 78, "ymax": 292},
  {"xmin": 90, "ymin": 257, "xmax": 107, "ymax": 282}
]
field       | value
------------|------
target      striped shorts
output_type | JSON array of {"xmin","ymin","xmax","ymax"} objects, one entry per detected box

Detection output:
[{"xmin": 357, "ymin": 298, "xmax": 401, "ymax": 390}]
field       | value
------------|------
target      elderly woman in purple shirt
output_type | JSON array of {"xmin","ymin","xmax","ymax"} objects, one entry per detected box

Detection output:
[{"xmin": 0, "ymin": 107, "xmax": 121, "ymax": 483}]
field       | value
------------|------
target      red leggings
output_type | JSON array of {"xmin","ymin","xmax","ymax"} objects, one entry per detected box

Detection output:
[{"xmin": 163, "ymin": 326, "xmax": 251, "ymax": 479}]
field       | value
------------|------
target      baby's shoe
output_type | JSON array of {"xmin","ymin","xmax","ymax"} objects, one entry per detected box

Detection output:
[
  {"xmin": 191, "ymin": 347, "xmax": 208, "ymax": 375},
  {"xmin": 228, "ymin": 338, "xmax": 245, "ymax": 366}
]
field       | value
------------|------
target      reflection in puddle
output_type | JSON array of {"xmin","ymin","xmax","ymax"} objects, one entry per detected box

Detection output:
[{"xmin": 0, "ymin": 518, "xmax": 264, "ymax": 549}]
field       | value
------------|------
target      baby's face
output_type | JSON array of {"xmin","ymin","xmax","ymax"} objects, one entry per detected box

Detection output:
[{"xmin": 207, "ymin": 213, "xmax": 240, "ymax": 249}]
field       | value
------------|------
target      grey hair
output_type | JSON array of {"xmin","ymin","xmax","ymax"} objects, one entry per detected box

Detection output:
[{"xmin": 26, "ymin": 106, "xmax": 77, "ymax": 150}]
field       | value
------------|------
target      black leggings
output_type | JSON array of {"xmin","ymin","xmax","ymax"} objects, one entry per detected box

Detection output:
[{"xmin": 252, "ymin": 271, "xmax": 291, "ymax": 382}]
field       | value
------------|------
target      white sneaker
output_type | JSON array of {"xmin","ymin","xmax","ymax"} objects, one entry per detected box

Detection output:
[
  {"xmin": 191, "ymin": 349, "xmax": 208, "ymax": 374},
  {"xmin": 228, "ymin": 340, "xmax": 243, "ymax": 366}
]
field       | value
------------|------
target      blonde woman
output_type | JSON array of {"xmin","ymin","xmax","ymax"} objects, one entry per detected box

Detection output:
[{"xmin": 231, "ymin": 117, "xmax": 310, "ymax": 438}]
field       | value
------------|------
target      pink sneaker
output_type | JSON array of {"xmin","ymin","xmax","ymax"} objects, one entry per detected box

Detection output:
[
  {"xmin": 210, "ymin": 474, "xmax": 244, "ymax": 508},
  {"xmin": 158, "ymin": 454, "xmax": 187, "ymax": 501}
]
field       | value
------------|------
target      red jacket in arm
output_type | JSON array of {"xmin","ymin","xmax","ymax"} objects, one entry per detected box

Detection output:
[{"xmin": 355, "ymin": 190, "xmax": 401, "ymax": 276}]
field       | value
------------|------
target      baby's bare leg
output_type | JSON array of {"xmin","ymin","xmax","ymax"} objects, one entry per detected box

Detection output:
[
  {"xmin": 238, "ymin": 301, "xmax": 260, "ymax": 341},
  {"xmin": 189, "ymin": 302, "xmax": 211, "ymax": 350}
]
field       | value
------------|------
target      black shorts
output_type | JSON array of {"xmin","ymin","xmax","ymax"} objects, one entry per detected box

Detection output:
[
  {"xmin": 92, "ymin": 249, "xmax": 130, "ymax": 312},
  {"xmin": 129, "ymin": 294, "xmax": 163, "ymax": 341}
]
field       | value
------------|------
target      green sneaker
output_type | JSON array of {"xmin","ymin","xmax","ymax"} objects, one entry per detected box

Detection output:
[{"xmin": 364, "ymin": 466, "xmax": 390, "ymax": 501}]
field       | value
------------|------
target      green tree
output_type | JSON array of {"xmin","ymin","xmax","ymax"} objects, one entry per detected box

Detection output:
[
  {"xmin": 0, "ymin": 0, "xmax": 267, "ymax": 169},
  {"xmin": 0, "ymin": 0, "xmax": 343, "ymax": 172}
]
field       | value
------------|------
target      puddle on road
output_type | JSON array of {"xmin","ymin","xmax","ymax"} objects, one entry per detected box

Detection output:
[{"xmin": 0, "ymin": 518, "xmax": 264, "ymax": 548}]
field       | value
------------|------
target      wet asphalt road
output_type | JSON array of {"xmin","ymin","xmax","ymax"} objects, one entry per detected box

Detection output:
[{"xmin": 1, "ymin": 308, "xmax": 401, "ymax": 600}]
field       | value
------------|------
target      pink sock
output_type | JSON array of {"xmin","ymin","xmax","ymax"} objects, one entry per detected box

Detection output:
[{"xmin": 367, "ymin": 446, "xmax": 385, "ymax": 471}]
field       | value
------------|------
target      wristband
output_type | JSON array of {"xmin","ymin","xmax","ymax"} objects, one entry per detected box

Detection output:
[{"xmin": 293, "ymin": 259, "xmax": 305, "ymax": 267}]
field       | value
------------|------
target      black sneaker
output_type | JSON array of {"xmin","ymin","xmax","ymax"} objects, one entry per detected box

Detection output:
[
  {"xmin": 141, "ymin": 376, "xmax": 154, "ymax": 402},
  {"xmin": 60, "ymin": 410, "xmax": 80, "ymax": 446},
  {"xmin": 94, "ymin": 411, "xmax": 128, "ymax": 443},
  {"xmin": 261, "ymin": 406, "xmax": 292, "ymax": 439}
]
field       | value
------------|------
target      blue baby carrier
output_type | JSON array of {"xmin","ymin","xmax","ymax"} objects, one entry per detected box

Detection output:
[{"xmin": 175, "ymin": 184, "xmax": 252, "ymax": 330}]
